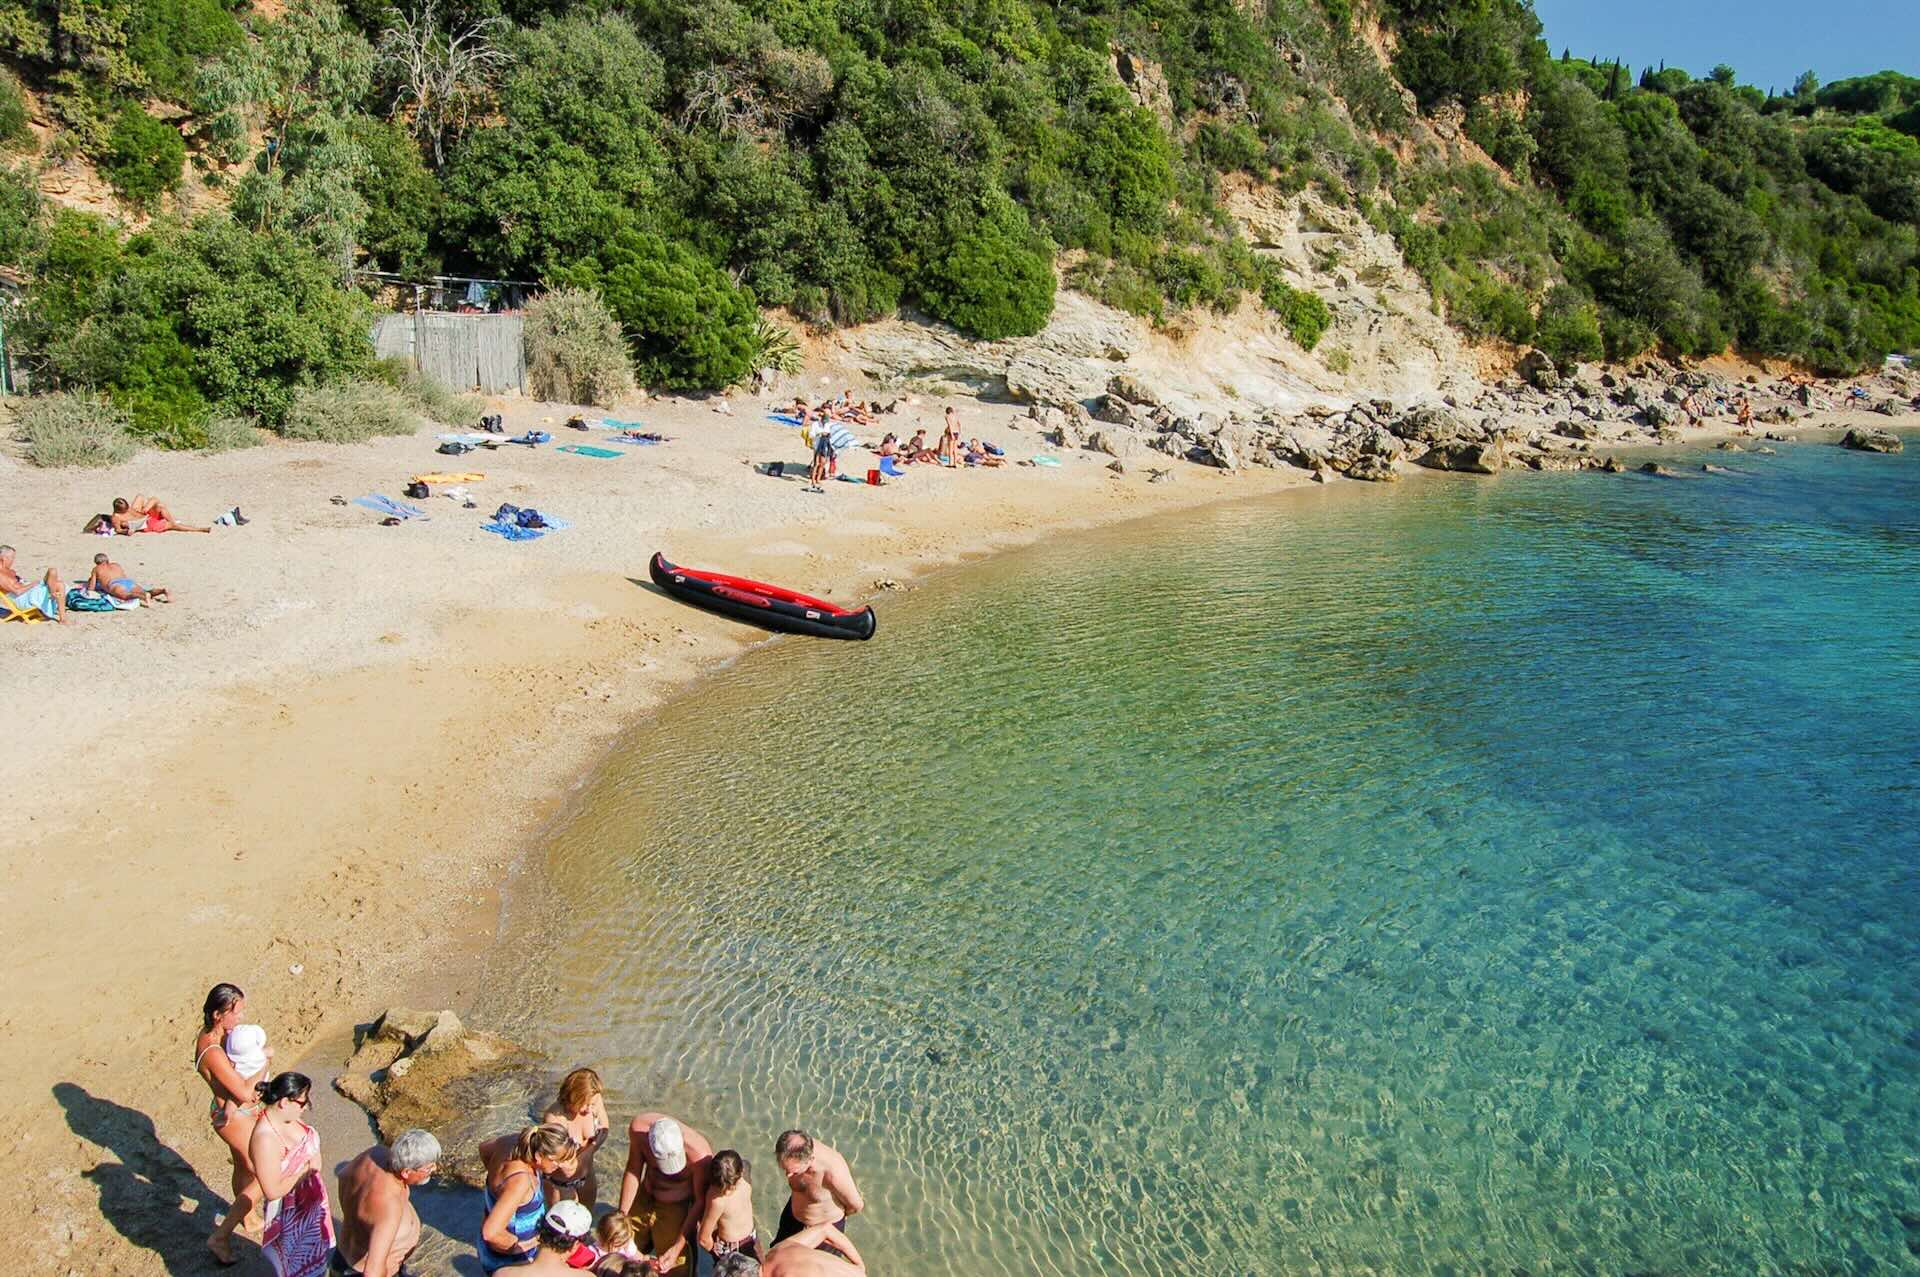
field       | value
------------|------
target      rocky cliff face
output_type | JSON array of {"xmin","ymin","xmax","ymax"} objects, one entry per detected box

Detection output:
[{"xmin": 837, "ymin": 178, "xmax": 1481, "ymax": 423}]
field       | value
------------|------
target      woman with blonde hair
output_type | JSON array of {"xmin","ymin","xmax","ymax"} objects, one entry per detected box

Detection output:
[
  {"xmin": 541, "ymin": 1067, "xmax": 611, "ymax": 1206},
  {"xmin": 478, "ymin": 1124, "xmax": 578, "ymax": 1271}
]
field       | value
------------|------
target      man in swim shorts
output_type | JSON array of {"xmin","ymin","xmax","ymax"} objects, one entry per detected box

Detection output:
[
  {"xmin": 333, "ymin": 1129, "xmax": 440, "ymax": 1277},
  {"xmin": 89, "ymin": 552, "xmax": 170, "ymax": 603},
  {"xmin": 618, "ymin": 1113, "xmax": 713, "ymax": 1276},
  {"xmin": 772, "ymin": 1130, "xmax": 864, "ymax": 1246},
  {"xmin": 762, "ymin": 1223, "xmax": 866, "ymax": 1276},
  {"xmin": 0, "ymin": 544, "xmax": 69, "ymax": 623}
]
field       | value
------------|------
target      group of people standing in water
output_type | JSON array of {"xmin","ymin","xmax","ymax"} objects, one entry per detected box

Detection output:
[{"xmin": 194, "ymin": 983, "xmax": 868, "ymax": 1277}]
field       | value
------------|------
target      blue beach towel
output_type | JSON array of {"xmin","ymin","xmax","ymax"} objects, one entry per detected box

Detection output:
[
  {"xmin": 836, "ymin": 473, "xmax": 869, "ymax": 485},
  {"xmin": 879, "ymin": 457, "xmax": 907, "ymax": 477},
  {"xmin": 557, "ymin": 444, "xmax": 623, "ymax": 458},
  {"xmin": 352, "ymin": 494, "xmax": 429, "ymax": 519},
  {"xmin": 768, "ymin": 412, "xmax": 804, "ymax": 426},
  {"xmin": 1031, "ymin": 455, "xmax": 1062, "ymax": 467},
  {"xmin": 508, "ymin": 430, "xmax": 552, "ymax": 446},
  {"xmin": 481, "ymin": 520, "xmax": 545, "ymax": 541},
  {"xmin": 597, "ymin": 417, "xmax": 647, "ymax": 430}
]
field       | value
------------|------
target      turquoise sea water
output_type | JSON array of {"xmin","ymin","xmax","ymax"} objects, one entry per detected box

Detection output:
[{"xmin": 504, "ymin": 436, "xmax": 1920, "ymax": 1276}]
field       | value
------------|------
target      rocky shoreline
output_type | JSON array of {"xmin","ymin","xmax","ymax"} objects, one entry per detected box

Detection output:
[{"xmin": 1013, "ymin": 354, "xmax": 1917, "ymax": 481}]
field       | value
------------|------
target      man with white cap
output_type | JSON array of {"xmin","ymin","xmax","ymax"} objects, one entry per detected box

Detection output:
[
  {"xmin": 617, "ymin": 1112, "xmax": 714, "ymax": 1276},
  {"xmin": 332, "ymin": 1128, "xmax": 440, "ymax": 1277}
]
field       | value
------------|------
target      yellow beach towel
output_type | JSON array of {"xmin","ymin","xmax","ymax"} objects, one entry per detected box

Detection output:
[{"xmin": 411, "ymin": 472, "xmax": 487, "ymax": 484}]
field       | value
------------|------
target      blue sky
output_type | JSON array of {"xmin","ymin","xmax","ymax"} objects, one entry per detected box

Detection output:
[{"xmin": 1531, "ymin": 0, "xmax": 1918, "ymax": 96}]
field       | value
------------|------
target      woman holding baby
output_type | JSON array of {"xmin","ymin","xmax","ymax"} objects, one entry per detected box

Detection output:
[{"xmin": 195, "ymin": 981, "xmax": 272, "ymax": 1265}]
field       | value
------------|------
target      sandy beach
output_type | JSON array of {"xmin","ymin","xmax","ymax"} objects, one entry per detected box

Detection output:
[{"xmin": 0, "ymin": 370, "xmax": 1901, "ymax": 1274}]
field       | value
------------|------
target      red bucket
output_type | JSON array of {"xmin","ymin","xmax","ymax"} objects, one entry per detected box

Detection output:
[{"xmin": 867, "ymin": 468, "xmax": 882, "ymax": 486}]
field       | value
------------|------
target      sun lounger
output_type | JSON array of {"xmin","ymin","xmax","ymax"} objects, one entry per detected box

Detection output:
[{"xmin": 3, "ymin": 586, "xmax": 54, "ymax": 623}]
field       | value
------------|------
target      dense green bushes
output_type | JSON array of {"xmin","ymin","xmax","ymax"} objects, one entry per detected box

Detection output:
[
  {"xmin": 100, "ymin": 106, "xmax": 184, "ymax": 209},
  {"xmin": 916, "ymin": 196, "xmax": 1056, "ymax": 340},
  {"xmin": 556, "ymin": 230, "xmax": 759, "ymax": 390}
]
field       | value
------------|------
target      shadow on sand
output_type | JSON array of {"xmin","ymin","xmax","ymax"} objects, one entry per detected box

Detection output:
[{"xmin": 53, "ymin": 1081, "xmax": 243, "ymax": 1275}]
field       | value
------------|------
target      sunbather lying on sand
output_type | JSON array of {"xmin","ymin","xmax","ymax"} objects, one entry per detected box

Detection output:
[
  {"xmin": 0, "ymin": 544, "xmax": 69, "ymax": 623},
  {"xmin": 90, "ymin": 553, "xmax": 170, "ymax": 603},
  {"xmin": 107, "ymin": 495, "xmax": 210, "ymax": 534},
  {"xmin": 965, "ymin": 439, "xmax": 1004, "ymax": 467}
]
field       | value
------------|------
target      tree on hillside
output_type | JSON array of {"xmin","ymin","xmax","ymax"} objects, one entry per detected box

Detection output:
[
  {"xmin": 375, "ymin": 0, "xmax": 512, "ymax": 169},
  {"xmin": 198, "ymin": 0, "xmax": 376, "ymax": 270}
]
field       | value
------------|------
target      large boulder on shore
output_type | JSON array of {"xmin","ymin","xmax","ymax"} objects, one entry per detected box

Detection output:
[
  {"xmin": 1344, "ymin": 454, "xmax": 1399, "ymax": 482},
  {"xmin": 1085, "ymin": 428, "xmax": 1144, "ymax": 460},
  {"xmin": 334, "ymin": 1008, "xmax": 543, "ymax": 1187},
  {"xmin": 1387, "ymin": 404, "xmax": 1469, "ymax": 445},
  {"xmin": 1416, "ymin": 438, "xmax": 1507, "ymax": 474},
  {"xmin": 1517, "ymin": 348, "xmax": 1560, "ymax": 391},
  {"xmin": 1840, "ymin": 427, "xmax": 1903, "ymax": 453}
]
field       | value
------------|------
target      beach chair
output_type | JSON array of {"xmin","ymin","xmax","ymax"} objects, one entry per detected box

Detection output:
[{"xmin": 2, "ymin": 591, "xmax": 49, "ymax": 624}]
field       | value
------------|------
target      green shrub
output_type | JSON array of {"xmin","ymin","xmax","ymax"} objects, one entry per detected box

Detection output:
[
  {"xmin": 916, "ymin": 197, "xmax": 1056, "ymax": 340},
  {"xmin": 203, "ymin": 415, "xmax": 264, "ymax": 451},
  {"xmin": 1261, "ymin": 274, "xmax": 1333, "ymax": 350},
  {"xmin": 14, "ymin": 392, "xmax": 138, "ymax": 468},
  {"xmin": 555, "ymin": 231, "xmax": 759, "ymax": 390},
  {"xmin": 521, "ymin": 287, "xmax": 636, "ymax": 405},
  {"xmin": 1534, "ymin": 288, "xmax": 1605, "ymax": 368},
  {"xmin": 277, "ymin": 381, "xmax": 423, "ymax": 443},
  {"xmin": 373, "ymin": 356, "xmax": 485, "ymax": 424},
  {"xmin": 100, "ymin": 106, "xmax": 185, "ymax": 210},
  {"xmin": 0, "ymin": 70, "xmax": 29, "ymax": 150},
  {"xmin": 748, "ymin": 318, "xmax": 803, "ymax": 377}
]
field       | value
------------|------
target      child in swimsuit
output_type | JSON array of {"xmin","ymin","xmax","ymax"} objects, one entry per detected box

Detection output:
[
  {"xmin": 593, "ymin": 1213, "xmax": 644, "ymax": 1266},
  {"xmin": 698, "ymin": 1150, "xmax": 760, "ymax": 1262}
]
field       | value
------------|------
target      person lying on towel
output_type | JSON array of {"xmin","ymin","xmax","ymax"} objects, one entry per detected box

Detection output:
[
  {"xmin": 104, "ymin": 495, "xmax": 211, "ymax": 534},
  {"xmin": 90, "ymin": 553, "xmax": 171, "ymax": 604}
]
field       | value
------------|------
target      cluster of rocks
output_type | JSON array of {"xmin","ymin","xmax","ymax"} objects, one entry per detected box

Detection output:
[
  {"xmin": 1013, "ymin": 352, "xmax": 1915, "ymax": 484},
  {"xmin": 334, "ymin": 1008, "xmax": 543, "ymax": 1187}
]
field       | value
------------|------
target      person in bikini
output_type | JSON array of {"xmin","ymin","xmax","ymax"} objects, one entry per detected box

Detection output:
[
  {"xmin": 938, "ymin": 409, "xmax": 961, "ymax": 466},
  {"xmin": 109, "ymin": 495, "xmax": 211, "ymax": 534},
  {"xmin": 771, "ymin": 1131, "xmax": 863, "ymax": 1246},
  {"xmin": 0, "ymin": 544, "xmax": 69, "ymax": 623},
  {"xmin": 903, "ymin": 430, "xmax": 937, "ymax": 465},
  {"xmin": 195, "ymin": 983, "xmax": 265, "ymax": 1265},
  {"xmin": 617, "ymin": 1113, "xmax": 713, "ymax": 1276},
  {"xmin": 333, "ymin": 1129, "xmax": 440, "ymax": 1277},
  {"xmin": 89, "ymin": 552, "xmax": 170, "ymax": 603},
  {"xmin": 762, "ymin": 1223, "xmax": 866, "ymax": 1277},
  {"xmin": 541, "ymin": 1067, "xmax": 611, "ymax": 1207}
]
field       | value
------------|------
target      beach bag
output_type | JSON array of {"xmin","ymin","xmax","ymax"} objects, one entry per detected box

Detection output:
[
  {"xmin": 438, "ymin": 441, "xmax": 472, "ymax": 456},
  {"xmin": 405, "ymin": 481, "xmax": 430, "ymax": 500},
  {"xmin": 64, "ymin": 588, "xmax": 117, "ymax": 613},
  {"xmin": 515, "ymin": 508, "xmax": 547, "ymax": 529},
  {"xmin": 480, "ymin": 413, "xmax": 504, "ymax": 433}
]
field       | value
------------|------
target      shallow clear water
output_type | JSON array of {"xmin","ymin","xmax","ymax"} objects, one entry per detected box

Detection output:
[{"xmin": 498, "ymin": 437, "xmax": 1920, "ymax": 1276}]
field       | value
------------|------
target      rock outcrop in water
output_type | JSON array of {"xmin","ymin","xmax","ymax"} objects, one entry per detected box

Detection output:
[
  {"xmin": 1840, "ymin": 427, "xmax": 1904, "ymax": 454},
  {"xmin": 334, "ymin": 1008, "xmax": 544, "ymax": 1187}
]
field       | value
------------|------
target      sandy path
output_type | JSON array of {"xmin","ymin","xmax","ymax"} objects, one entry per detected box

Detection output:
[{"xmin": 2, "ymin": 377, "xmax": 1895, "ymax": 1274}]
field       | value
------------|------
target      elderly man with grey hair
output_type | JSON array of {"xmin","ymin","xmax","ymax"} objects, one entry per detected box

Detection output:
[
  {"xmin": 332, "ymin": 1128, "xmax": 441, "ymax": 1277},
  {"xmin": 0, "ymin": 544, "xmax": 68, "ymax": 624}
]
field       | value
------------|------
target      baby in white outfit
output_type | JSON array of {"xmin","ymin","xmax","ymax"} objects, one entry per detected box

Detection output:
[{"xmin": 224, "ymin": 1023, "xmax": 271, "ymax": 1082}]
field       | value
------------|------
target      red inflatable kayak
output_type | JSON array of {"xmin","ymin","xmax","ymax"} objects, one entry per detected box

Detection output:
[{"xmin": 649, "ymin": 552, "xmax": 878, "ymax": 640}]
